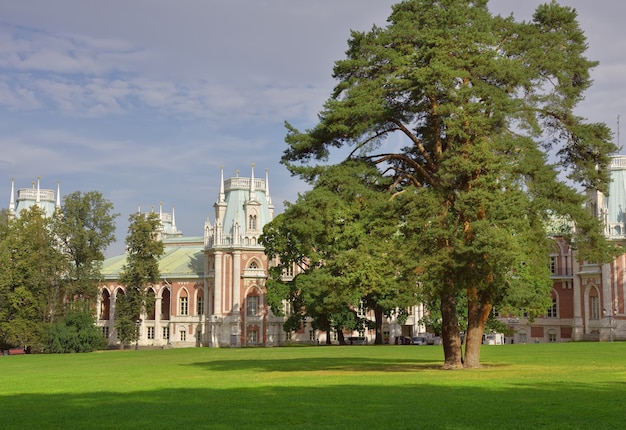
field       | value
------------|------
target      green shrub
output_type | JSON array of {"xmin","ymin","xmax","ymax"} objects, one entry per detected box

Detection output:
[{"xmin": 45, "ymin": 310, "xmax": 107, "ymax": 353}]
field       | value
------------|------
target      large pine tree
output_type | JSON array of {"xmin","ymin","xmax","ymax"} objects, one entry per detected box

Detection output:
[{"xmin": 281, "ymin": 0, "xmax": 617, "ymax": 368}]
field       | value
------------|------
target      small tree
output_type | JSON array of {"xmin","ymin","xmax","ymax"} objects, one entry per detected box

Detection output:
[{"xmin": 115, "ymin": 212, "xmax": 164, "ymax": 348}]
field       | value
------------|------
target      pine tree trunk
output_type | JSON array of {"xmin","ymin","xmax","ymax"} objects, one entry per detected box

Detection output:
[
  {"xmin": 440, "ymin": 281, "xmax": 463, "ymax": 369},
  {"xmin": 464, "ymin": 287, "xmax": 492, "ymax": 369},
  {"xmin": 374, "ymin": 305, "xmax": 383, "ymax": 345}
]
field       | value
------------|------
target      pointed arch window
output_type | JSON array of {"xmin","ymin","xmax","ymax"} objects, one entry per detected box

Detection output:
[
  {"xmin": 100, "ymin": 289, "xmax": 111, "ymax": 320},
  {"xmin": 590, "ymin": 288, "xmax": 599, "ymax": 320},
  {"xmin": 147, "ymin": 288, "xmax": 156, "ymax": 320},
  {"xmin": 249, "ymin": 215, "xmax": 257, "ymax": 230}
]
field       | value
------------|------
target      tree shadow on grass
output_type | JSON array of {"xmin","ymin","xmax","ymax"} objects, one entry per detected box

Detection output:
[
  {"xmin": 2, "ymin": 381, "xmax": 624, "ymax": 430},
  {"xmin": 186, "ymin": 356, "xmax": 448, "ymax": 372},
  {"xmin": 184, "ymin": 356, "xmax": 512, "ymax": 373}
]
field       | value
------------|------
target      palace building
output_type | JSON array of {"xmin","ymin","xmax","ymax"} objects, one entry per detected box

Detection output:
[
  {"xmin": 16, "ymin": 156, "xmax": 626, "ymax": 347},
  {"xmin": 93, "ymin": 165, "xmax": 426, "ymax": 348},
  {"xmin": 499, "ymin": 156, "xmax": 626, "ymax": 343}
]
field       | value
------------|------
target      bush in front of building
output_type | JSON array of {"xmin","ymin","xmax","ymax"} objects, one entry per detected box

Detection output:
[{"xmin": 44, "ymin": 310, "xmax": 107, "ymax": 353}]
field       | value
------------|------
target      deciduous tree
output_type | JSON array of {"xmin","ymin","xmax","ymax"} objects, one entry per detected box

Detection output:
[
  {"xmin": 54, "ymin": 190, "xmax": 118, "ymax": 305},
  {"xmin": 115, "ymin": 212, "xmax": 164, "ymax": 347},
  {"xmin": 0, "ymin": 207, "xmax": 67, "ymax": 350},
  {"xmin": 261, "ymin": 161, "xmax": 419, "ymax": 344}
]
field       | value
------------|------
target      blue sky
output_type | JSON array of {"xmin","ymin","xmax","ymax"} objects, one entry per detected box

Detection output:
[{"xmin": 2, "ymin": 1, "xmax": 625, "ymax": 256}]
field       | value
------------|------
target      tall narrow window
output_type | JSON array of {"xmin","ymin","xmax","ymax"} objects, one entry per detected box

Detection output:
[
  {"xmin": 547, "ymin": 297, "xmax": 557, "ymax": 318},
  {"xmin": 163, "ymin": 327, "xmax": 170, "ymax": 340},
  {"xmin": 180, "ymin": 297, "xmax": 189, "ymax": 316},
  {"xmin": 285, "ymin": 302, "xmax": 293, "ymax": 316},
  {"xmin": 358, "ymin": 300, "xmax": 366, "ymax": 317},
  {"xmin": 249, "ymin": 215, "xmax": 257, "ymax": 230},
  {"xmin": 549, "ymin": 256, "xmax": 556, "ymax": 274},
  {"xmin": 591, "ymin": 295, "xmax": 599, "ymax": 320},
  {"xmin": 247, "ymin": 296, "xmax": 258, "ymax": 316},
  {"xmin": 197, "ymin": 296, "xmax": 205, "ymax": 315}
]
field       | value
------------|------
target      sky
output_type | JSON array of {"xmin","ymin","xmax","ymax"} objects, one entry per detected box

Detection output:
[{"xmin": 1, "ymin": 0, "xmax": 625, "ymax": 256}]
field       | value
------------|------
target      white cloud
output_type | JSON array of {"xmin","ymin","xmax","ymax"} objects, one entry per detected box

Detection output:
[{"xmin": 1, "ymin": 0, "xmax": 625, "ymax": 256}]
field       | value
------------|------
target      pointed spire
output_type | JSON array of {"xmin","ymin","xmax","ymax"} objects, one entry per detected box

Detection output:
[
  {"xmin": 9, "ymin": 177, "xmax": 15, "ymax": 215},
  {"xmin": 36, "ymin": 176, "xmax": 41, "ymax": 206},
  {"xmin": 56, "ymin": 181, "xmax": 61, "ymax": 208},
  {"xmin": 265, "ymin": 168, "xmax": 272, "ymax": 206},
  {"xmin": 137, "ymin": 203, "xmax": 141, "ymax": 214},
  {"xmin": 159, "ymin": 202, "xmax": 163, "ymax": 221},
  {"xmin": 250, "ymin": 163, "xmax": 255, "ymax": 199},
  {"xmin": 219, "ymin": 165, "xmax": 225, "ymax": 203},
  {"xmin": 171, "ymin": 205, "xmax": 177, "ymax": 232}
]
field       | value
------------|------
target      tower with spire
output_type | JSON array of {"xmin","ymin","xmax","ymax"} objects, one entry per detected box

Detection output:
[{"xmin": 203, "ymin": 164, "xmax": 280, "ymax": 347}]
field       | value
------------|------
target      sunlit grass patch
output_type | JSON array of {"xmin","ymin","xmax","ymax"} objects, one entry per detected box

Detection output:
[{"xmin": 1, "ymin": 343, "xmax": 625, "ymax": 429}]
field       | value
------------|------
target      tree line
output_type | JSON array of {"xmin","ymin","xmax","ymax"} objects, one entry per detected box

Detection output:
[{"xmin": 0, "ymin": 191, "xmax": 163, "ymax": 353}]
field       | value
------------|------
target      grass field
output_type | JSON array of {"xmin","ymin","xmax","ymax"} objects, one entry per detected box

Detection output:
[{"xmin": 1, "ymin": 342, "xmax": 625, "ymax": 429}]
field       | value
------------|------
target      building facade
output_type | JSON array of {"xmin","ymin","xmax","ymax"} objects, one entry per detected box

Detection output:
[
  {"xmin": 500, "ymin": 155, "xmax": 626, "ymax": 343},
  {"xmin": 93, "ymin": 166, "xmax": 425, "ymax": 348}
]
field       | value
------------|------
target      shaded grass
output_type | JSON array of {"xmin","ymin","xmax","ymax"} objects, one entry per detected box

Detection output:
[{"xmin": 1, "ymin": 343, "xmax": 625, "ymax": 429}]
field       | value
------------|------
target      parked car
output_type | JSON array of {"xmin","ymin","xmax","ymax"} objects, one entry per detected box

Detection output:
[
  {"xmin": 345, "ymin": 336, "xmax": 366, "ymax": 345},
  {"xmin": 396, "ymin": 336, "xmax": 412, "ymax": 345},
  {"xmin": 411, "ymin": 336, "xmax": 427, "ymax": 345}
]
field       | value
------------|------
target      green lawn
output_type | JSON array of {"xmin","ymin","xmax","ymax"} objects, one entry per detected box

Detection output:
[{"xmin": 1, "ymin": 342, "xmax": 624, "ymax": 429}]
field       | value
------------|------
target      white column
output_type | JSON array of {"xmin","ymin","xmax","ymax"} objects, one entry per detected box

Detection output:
[
  {"xmin": 602, "ymin": 262, "xmax": 612, "ymax": 341},
  {"xmin": 233, "ymin": 250, "xmax": 241, "ymax": 313},
  {"xmin": 214, "ymin": 251, "xmax": 223, "ymax": 315},
  {"xmin": 572, "ymin": 252, "xmax": 583, "ymax": 340},
  {"xmin": 155, "ymin": 296, "xmax": 162, "ymax": 342},
  {"xmin": 110, "ymin": 289, "xmax": 118, "ymax": 342}
]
